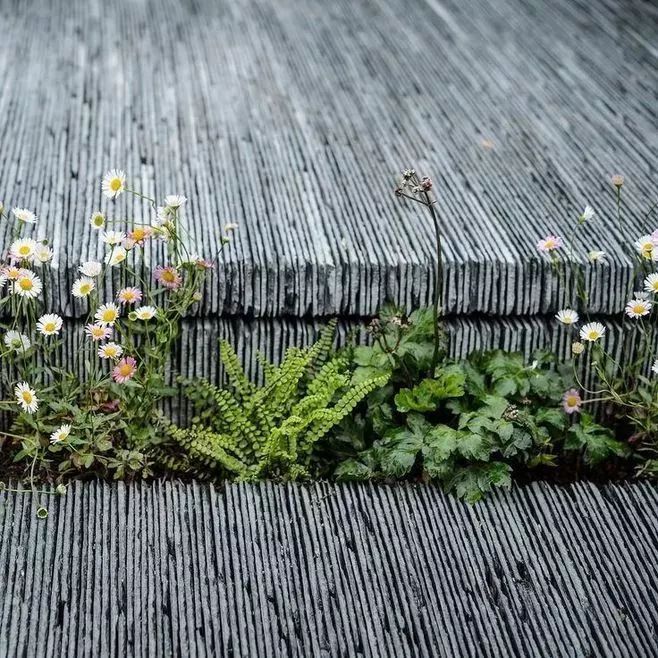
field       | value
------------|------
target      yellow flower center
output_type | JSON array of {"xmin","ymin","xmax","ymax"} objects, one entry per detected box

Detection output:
[
  {"xmin": 162, "ymin": 270, "xmax": 176, "ymax": 282},
  {"xmin": 44, "ymin": 322, "xmax": 56, "ymax": 332},
  {"xmin": 110, "ymin": 178, "xmax": 122, "ymax": 191},
  {"xmin": 18, "ymin": 246, "xmax": 31, "ymax": 256},
  {"xmin": 587, "ymin": 330, "xmax": 598, "ymax": 340},
  {"xmin": 93, "ymin": 215, "xmax": 104, "ymax": 226},
  {"xmin": 118, "ymin": 363, "xmax": 133, "ymax": 376},
  {"xmin": 566, "ymin": 395, "xmax": 578, "ymax": 407},
  {"xmin": 132, "ymin": 228, "xmax": 146, "ymax": 241},
  {"xmin": 21, "ymin": 391, "xmax": 32, "ymax": 404},
  {"xmin": 19, "ymin": 279, "xmax": 33, "ymax": 291},
  {"xmin": 102, "ymin": 310, "xmax": 117, "ymax": 322}
]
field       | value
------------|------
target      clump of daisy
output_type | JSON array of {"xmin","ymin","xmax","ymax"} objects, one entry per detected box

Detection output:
[
  {"xmin": 625, "ymin": 298, "xmax": 652, "ymax": 319},
  {"xmin": 112, "ymin": 356, "xmax": 137, "ymax": 383},
  {"xmin": 72, "ymin": 277, "xmax": 96, "ymax": 298},
  {"xmin": 101, "ymin": 169, "xmax": 126, "ymax": 199},
  {"xmin": 90, "ymin": 211, "xmax": 106, "ymax": 230},
  {"xmin": 154, "ymin": 265, "xmax": 182, "ymax": 290},
  {"xmin": 85, "ymin": 323, "xmax": 112, "ymax": 341},
  {"xmin": 4, "ymin": 330, "xmax": 31, "ymax": 352},
  {"xmin": 579, "ymin": 322, "xmax": 605, "ymax": 343},
  {"xmin": 536, "ymin": 235, "xmax": 563, "ymax": 253},
  {"xmin": 555, "ymin": 309, "xmax": 579, "ymax": 325},
  {"xmin": 12, "ymin": 270, "xmax": 42, "ymax": 299},
  {"xmin": 50, "ymin": 424, "xmax": 71, "ymax": 444},
  {"xmin": 79, "ymin": 261, "xmax": 102, "ymax": 277},
  {"xmin": 37, "ymin": 313, "xmax": 63, "ymax": 336},
  {"xmin": 95, "ymin": 302, "xmax": 120, "ymax": 327},
  {"xmin": 117, "ymin": 287, "xmax": 142, "ymax": 305},
  {"xmin": 562, "ymin": 389, "xmax": 582, "ymax": 415},
  {"xmin": 15, "ymin": 382, "xmax": 39, "ymax": 413},
  {"xmin": 12, "ymin": 207, "xmax": 37, "ymax": 224},
  {"xmin": 98, "ymin": 342, "xmax": 123, "ymax": 360}
]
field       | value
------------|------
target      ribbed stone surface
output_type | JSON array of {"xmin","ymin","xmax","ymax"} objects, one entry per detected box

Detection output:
[
  {"xmin": 1, "ymin": 481, "xmax": 657, "ymax": 657},
  {"xmin": 0, "ymin": 0, "xmax": 655, "ymax": 317}
]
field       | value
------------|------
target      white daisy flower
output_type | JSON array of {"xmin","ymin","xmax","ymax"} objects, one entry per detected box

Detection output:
[
  {"xmin": 72, "ymin": 277, "xmax": 96, "ymax": 298},
  {"xmin": 105, "ymin": 246, "xmax": 127, "ymax": 267},
  {"xmin": 37, "ymin": 313, "xmax": 63, "ymax": 336},
  {"xmin": 101, "ymin": 169, "xmax": 126, "ymax": 199},
  {"xmin": 644, "ymin": 273, "xmax": 658, "ymax": 294},
  {"xmin": 3, "ymin": 265, "xmax": 21, "ymax": 280},
  {"xmin": 625, "ymin": 298, "xmax": 652, "ymax": 319},
  {"xmin": 10, "ymin": 238, "xmax": 38, "ymax": 261},
  {"xmin": 98, "ymin": 342, "xmax": 123, "ymax": 360},
  {"xmin": 133, "ymin": 305, "xmax": 156, "ymax": 320},
  {"xmin": 635, "ymin": 235, "xmax": 656, "ymax": 261},
  {"xmin": 14, "ymin": 382, "xmax": 39, "ymax": 413},
  {"xmin": 79, "ymin": 261, "xmax": 102, "ymax": 277},
  {"xmin": 224, "ymin": 223, "xmax": 238, "ymax": 232},
  {"xmin": 164, "ymin": 195, "xmax": 186, "ymax": 209},
  {"xmin": 12, "ymin": 207, "xmax": 37, "ymax": 224},
  {"xmin": 4, "ymin": 330, "xmax": 31, "ymax": 352},
  {"xmin": 90, "ymin": 211, "xmax": 106, "ymax": 230},
  {"xmin": 34, "ymin": 244, "xmax": 54, "ymax": 264},
  {"xmin": 102, "ymin": 230, "xmax": 126, "ymax": 246},
  {"xmin": 555, "ymin": 309, "xmax": 579, "ymax": 325},
  {"xmin": 12, "ymin": 270, "xmax": 42, "ymax": 298},
  {"xmin": 588, "ymin": 250, "xmax": 606, "ymax": 263},
  {"xmin": 580, "ymin": 206, "xmax": 595, "ymax": 222},
  {"xmin": 579, "ymin": 322, "xmax": 606, "ymax": 342},
  {"xmin": 50, "ymin": 424, "xmax": 71, "ymax": 444},
  {"xmin": 95, "ymin": 302, "xmax": 120, "ymax": 326},
  {"xmin": 653, "ymin": 359, "xmax": 658, "ymax": 375}
]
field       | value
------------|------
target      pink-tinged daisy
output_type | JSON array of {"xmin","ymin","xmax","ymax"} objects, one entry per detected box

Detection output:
[
  {"xmin": 14, "ymin": 382, "xmax": 39, "ymax": 413},
  {"xmin": 154, "ymin": 265, "xmax": 182, "ymax": 290},
  {"xmin": 37, "ymin": 313, "xmax": 63, "ymax": 336},
  {"xmin": 12, "ymin": 270, "xmax": 42, "ymax": 298},
  {"xmin": 127, "ymin": 225, "xmax": 153, "ymax": 246},
  {"xmin": 537, "ymin": 235, "xmax": 563, "ymax": 253},
  {"xmin": 101, "ymin": 169, "xmax": 126, "ymax": 199},
  {"xmin": 98, "ymin": 342, "xmax": 123, "ymax": 360},
  {"xmin": 562, "ymin": 389, "xmax": 582, "ymax": 414},
  {"xmin": 12, "ymin": 207, "xmax": 37, "ymax": 224},
  {"xmin": 195, "ymin": 258, "xmax": 214, "ymax": 271},
  {"xmin": 579, "ymin": 322, "xmax": 605, "ymax": 343},
  {"xmin": 117, "ymin": 287, "xmax": 142, "ymax": 305},
  {"xmin": 95, "ymin": 302, "xmax": 120, "ymax": 326},
  {"xmin": 112, "ymin": 356, "xmax": 137, "ymax": 383},
  {"xmin": 85, "ymin": 323, "xmax": 112, "ymax": 341},
  {"xmin": 3, "ymin": 265, "xmax": 21, "ymax": 281},
  {"xmin": 555, "ymin": 309, "xmax": 579, "ymax": 325},
  {"xmin": 625, "ymin": 298, "xmax": 652, "ymax": 319}
]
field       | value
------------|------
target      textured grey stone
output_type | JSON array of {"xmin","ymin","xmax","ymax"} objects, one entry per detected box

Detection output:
[
  {"xmin": 1, "ymin": 481, "xmax": 658, "ymax": 657},
  {"xmin": 0, "ymin": 0, "xmax": 655, "ymax": 318}
]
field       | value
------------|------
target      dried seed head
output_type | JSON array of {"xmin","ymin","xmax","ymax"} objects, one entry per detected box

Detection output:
[{"xmin": 420, "ymin": 176, "xmax": 433, "ymax": 191}]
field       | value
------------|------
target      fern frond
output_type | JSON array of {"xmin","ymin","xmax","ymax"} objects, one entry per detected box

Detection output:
[{"xmin": 219, "ymin": 340, "xmax": 254, "ymax": 398}]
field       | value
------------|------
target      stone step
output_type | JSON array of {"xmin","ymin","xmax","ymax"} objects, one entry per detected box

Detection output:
[{"xmin": 0, "ymin": 0, "xmax": 655, "ymax": 319}]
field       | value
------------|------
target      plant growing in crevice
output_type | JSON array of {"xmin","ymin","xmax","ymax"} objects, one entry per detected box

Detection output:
[{"xmin": 152, "ymin": 321, "xmax": 389, "ymax": 480}]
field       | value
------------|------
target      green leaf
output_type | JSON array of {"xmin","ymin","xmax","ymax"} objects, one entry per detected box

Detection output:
[{"xmin": 395, "ymin": 366, "xmax": 465, "ymax": 413}]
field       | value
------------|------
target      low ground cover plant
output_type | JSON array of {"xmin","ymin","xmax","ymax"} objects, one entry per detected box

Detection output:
[{"xmin": 0, "ymin": 168, "xmax": 656, "ymax": 505}]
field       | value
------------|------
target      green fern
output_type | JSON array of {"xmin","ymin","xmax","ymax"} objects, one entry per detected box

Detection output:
[{"xmin": 158, "ymin": 322, "xmax": 388, "ymax": 480}]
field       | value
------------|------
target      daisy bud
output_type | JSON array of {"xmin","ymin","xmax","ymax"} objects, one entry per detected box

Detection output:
[
  {"xmin": 611, "ymin": 174, "xmax": 624, "ymax": 188},
  {"xmin": 56, "ymin": 484, "xmax": 67, "ymax": 496},
  {"xmin": 571, "ymin": 341, "xmax": 585, "ymax": 355},
  {"xmin": 420, "ymin": 176, "xmax": 432, "ymax": 191}
]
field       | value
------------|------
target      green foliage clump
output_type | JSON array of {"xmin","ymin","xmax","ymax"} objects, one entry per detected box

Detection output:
[
  {"xmin": 155, "ymin": 321, "xmax": 389, "ymax": 480},
  {"xmin": 332, "ymin": 310, "xmax": 627, "ymax": 502}
]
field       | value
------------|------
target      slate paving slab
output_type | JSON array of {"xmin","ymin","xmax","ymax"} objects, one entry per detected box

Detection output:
[{"xmin": 1, "ymin": 480, "xmax": 657, "ymax": 657}]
